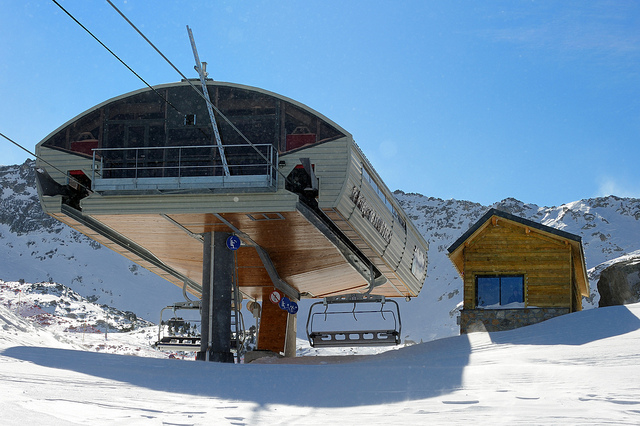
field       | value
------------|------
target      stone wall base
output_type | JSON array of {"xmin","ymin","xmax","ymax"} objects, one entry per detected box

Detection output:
[{"xmin": 460, "ymin": 307, "xmax": 570, "ymax": 334}]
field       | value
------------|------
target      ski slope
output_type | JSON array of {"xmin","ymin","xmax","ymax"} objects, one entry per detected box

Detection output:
[{"xmin": 1, "ymin": 299, "xmax": 640, "ymax": 424}]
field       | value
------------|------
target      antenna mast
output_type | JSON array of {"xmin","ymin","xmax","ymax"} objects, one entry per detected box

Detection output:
[{"xmin": 187, "ymin": 25, "xmax": 230, "ymax": 176}]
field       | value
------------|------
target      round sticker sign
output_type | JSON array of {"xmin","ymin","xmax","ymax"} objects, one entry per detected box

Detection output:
[
  {"xmin": 278, "ymin": 296, "xmax": 291, "ymax": 311},
  {"xmin": 287, "ymin": 301, "xmax": 299, "ymax": 315},
  {"xmin": 269, "ymin": 290, "xmax": 282, "ymax": 304},
  {"xmin": 226, "ymin": 235, "xmax": 241, "ymax": 251}
]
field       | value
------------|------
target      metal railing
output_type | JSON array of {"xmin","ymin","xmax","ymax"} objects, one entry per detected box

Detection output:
[{"xmin": 91, "ymin": 144, "xmax": 278, "ymax": 192}]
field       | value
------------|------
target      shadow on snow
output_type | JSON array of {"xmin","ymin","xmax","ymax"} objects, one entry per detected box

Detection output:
[{"xmin": 3, "ymin": 305, "xmax": 639, "ymax": 408}]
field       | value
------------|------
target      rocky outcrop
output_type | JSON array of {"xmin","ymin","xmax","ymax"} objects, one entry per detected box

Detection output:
[
  {"xmin": 597, "ymin": 256, "xmax": 640, "ymax": 307},
  {"xmin": 0, "ymin": 159, "xmax": 61, "ymax": 234}
]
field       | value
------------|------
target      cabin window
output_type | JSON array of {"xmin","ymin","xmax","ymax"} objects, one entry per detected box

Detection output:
[
  {"xmin": 411, "ymin": 246, "xmax": 427, "ymax": 280},
  {"xmin": 476, "ymin": 275, "xmax": 524, "ymax": 308},
  {"xmin": 184, "ymin": 114, "xmax": 196, "ymax": 126},
  {"xmin": 361, "ymin": 166, "xmax": 407, "ymax": 232}
]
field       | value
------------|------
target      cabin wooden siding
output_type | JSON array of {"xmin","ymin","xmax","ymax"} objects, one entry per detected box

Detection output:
[{"xmin": 461, "ymin": 218, "xmax": 579, "ymax": 311}]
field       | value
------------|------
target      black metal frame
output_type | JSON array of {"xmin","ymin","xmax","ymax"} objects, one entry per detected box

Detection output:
[{"xmin": 305, "ymin": 294, "xmax": 402, "ymax": 348}]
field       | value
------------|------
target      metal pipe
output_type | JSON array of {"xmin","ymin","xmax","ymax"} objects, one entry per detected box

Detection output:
[{"xmin": 207, "ymin": 233, "xmax": 214, "ymax": 361}]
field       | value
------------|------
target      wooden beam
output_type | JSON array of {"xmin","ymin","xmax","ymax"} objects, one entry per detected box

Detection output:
[{"xmin": 256, "ymin": 287, "xmax": 289, "ymax": 354}]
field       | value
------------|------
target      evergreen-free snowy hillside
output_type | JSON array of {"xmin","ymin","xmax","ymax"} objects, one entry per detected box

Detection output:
[
  {"xmin": 2, "ymin": 160, "xmax": 640, "ymax": 343},
  {"xmin": 0, "ymin": 161, "xmax": 184, "ymax": 321},
  {"xmin": 394, "ymin": 192, "xmax": 640, "ymax": 341}
]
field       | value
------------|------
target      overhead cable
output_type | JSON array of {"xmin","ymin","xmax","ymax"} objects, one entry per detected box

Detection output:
[
  {"xmin": 51, "ymin": 0, "xmax": 290, "ymax": 185},
  {"xmin": 51, "ymin": 0, "xmax": 180, "ymax": 113},
  {"xmin": 104, "ymin": 0, "xmax": 276, "ymax": 170},
  {"xmin": 0, "ymin": 131, "xmax": 90, "ymax": 192}
]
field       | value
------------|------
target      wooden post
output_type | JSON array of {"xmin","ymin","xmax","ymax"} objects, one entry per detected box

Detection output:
[{"xmin": 257, "ymin": 287, "xmax": 290, "ymax": 355}]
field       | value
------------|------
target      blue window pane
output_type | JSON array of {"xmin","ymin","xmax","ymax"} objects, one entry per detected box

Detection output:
[
  {"xmin": 477, "ymin": 277, "xmax": 500, "ymax": 307},
  {"xmin": 501, "ymin": 276, "xmax": 524, "ymax": 304}
]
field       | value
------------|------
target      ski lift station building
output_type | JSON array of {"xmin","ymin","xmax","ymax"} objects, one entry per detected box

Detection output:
[{"xmin": 35, "ymin": 80, "xmax": 429, "ymax": 360}]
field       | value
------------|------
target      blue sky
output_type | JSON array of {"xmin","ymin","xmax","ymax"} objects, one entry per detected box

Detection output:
[{"xmin": 1, "ymin": 1, "xmax": 639, "ymax": 207}]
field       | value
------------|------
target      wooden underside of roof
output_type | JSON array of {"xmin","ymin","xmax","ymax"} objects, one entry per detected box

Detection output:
[{"xmin": 52, "ymin": 209, "xmax": 384, "ymax": 301}]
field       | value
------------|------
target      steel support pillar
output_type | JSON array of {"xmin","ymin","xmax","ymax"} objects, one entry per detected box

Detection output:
[{"xmin": 196, "ymin": 231, "xmax": 234, "ymax": 363}]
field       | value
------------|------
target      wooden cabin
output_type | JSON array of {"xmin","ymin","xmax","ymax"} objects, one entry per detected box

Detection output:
[
  {"xmin": 34, "ymin": 80, "xmax": 429, "ymax": 359},
  {"xmin": 447, "ymin": 208, "xmax": 589, "ymax": 333}
]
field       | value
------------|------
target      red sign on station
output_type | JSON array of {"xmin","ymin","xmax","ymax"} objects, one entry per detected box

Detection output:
[{"xmin": 269, "ymin": 290, "xmax": 282, "ymax": 304}]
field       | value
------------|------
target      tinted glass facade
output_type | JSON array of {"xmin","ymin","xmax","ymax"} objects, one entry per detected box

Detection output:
[{"xmin": 42, "ymin": 83, "xmax": 346, "ymax": 177}]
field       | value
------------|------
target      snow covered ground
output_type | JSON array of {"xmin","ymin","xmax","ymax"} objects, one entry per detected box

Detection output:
[{"xmin": 2, "ymin": 287, "xmax": 640, "ymax": 424}]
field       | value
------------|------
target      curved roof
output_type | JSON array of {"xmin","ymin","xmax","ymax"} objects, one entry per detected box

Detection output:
[{"xmin": 36, "ymin": 80, "xmax": 351, "ymax": 151}]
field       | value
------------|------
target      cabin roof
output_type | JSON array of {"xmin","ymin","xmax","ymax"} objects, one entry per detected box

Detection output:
[
  {"xmin": 448, "ymin": 208, "xmax": 581, "ymax": 254},
  {"xmin": 447, "ymin": 208, "xmax": 589, "ymax": 297}
]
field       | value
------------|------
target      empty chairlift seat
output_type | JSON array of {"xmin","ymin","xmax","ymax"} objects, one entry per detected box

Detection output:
[{"xmin": 306, "ymin": 294, "xmax": 402, "ymax": 347}]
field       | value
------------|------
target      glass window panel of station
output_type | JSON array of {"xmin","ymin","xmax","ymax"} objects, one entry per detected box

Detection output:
[
  {"xmin": 46, "ymin": 130, "xmax": 68, "ymax": 151},
  {"xmin": 218, "ymin": 87, "xmax": 277, "ymax": 115},
  {"xmin": 127, "ymin": 126, "xmax": 146, "ymax": 148},
  {"xmin": 476, "ymin": 276, "xmax": 500, "ymax": 307},
  {"xmin": 501, "ymin": 276, "xmax": 524, "ymax": 304},
  {"xmin": 217, "ymin": 115, "xmax": 277, "ymax": 146},
  {"xmin": 284, "ymin": 104, "xmax": 317, "ymax": 151},
  {"xmin": 107, "ymin": 90, "xmax": 165, "ymax": 121},
  {"xmin": 69, "ymin": 109, "xmax": 102, "ymax": 146},
  {"xmin": 44, "ymin": 109, "xmax": 102, "ymax": 152},
  {"xmin": 215, "ymin": 87, "xmax": 278, "ymax": 145},
  {"xmin": 147, "ymin": 126, "xmax": 166, "ymax": 160},
  {"xmin": 317, "ymin": 120, "xmax": 343, "ymax": 143},
  {"xmin": 167, "ymin": 128, "xmax": 212, "ymax": 147},
  {"xmin": 360, "ymin": 165, "xmax": 407, "ymax": 230},
  {"xmin": 106, "ymin": 123, "xmax": 125, "ymax": 149}
]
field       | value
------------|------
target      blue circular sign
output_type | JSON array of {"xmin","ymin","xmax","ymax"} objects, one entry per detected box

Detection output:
[
  {"xmin": 278, "ymin": 296, "xmax": 290, "ymax": 311},
  {"xmin": 278, "ymin": 296, "xmax": 298, "ymax": 315},
  {"xmin": 226, "ymin": 235, "xmax": 241, "ymax": 251},
  {"xmin": 287, "ymin": 301, "xmax": 299, "ymax": 315}
]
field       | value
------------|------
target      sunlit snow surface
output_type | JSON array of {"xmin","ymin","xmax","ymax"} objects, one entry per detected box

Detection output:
[{"xmin": 2, "ymin": 282, "xmax": 640, "ymax": 424}]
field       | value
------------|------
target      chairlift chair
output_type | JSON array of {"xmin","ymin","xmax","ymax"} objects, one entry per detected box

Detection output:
[
  {"xmin": 154, "ymin": 301, "xmax": 202, "ymax": 352},
  {"xmin": 305, "ymin": 293, "xmax": 402, "ymax": 348}
]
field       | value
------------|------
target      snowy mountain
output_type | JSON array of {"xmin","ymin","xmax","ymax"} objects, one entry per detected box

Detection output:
[
  {"xmin": 393, "ymin": 191, "xmax": 640, "ymax": 341},
  {"xmin": 0, "ymin": 161, "xmax": 184, "ymax": 321},
  {"xmin": 2, "ymin": 160, "xmax": 640, "ymax": 343},
  {"xmin": 0, "ymin": 279, "xmax": 162, "ymax": 357}
]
